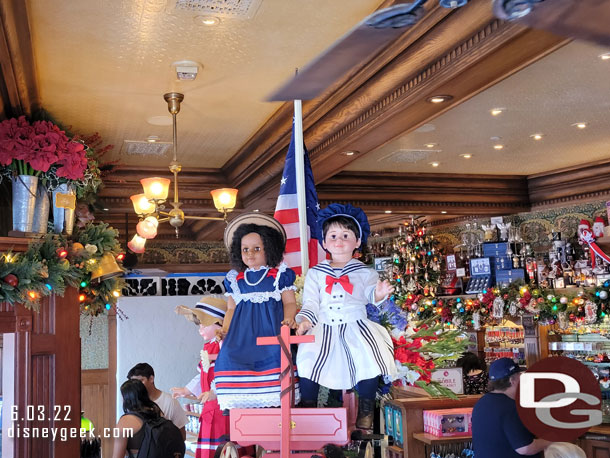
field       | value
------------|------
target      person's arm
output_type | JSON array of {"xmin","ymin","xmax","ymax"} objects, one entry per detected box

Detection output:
[
  {"xmin": 112, "ymin": 415, "xmax": 139, "ymax": 458},
  {"xmin": 515, "ymin": 438, "xmax": 552, "ymax": 455},
  {"xmin": 179, "ymin": 426, "xmax": 186, "ymax": 441},
  {"xmin": 281, "ymin": 289, "xmax": 297, "ymax": 328}
]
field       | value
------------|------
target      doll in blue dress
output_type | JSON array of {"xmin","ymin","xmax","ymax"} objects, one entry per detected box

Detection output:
[{"xmin": 214, "ymin": 213, "xmax": 298, "ymax": 410}]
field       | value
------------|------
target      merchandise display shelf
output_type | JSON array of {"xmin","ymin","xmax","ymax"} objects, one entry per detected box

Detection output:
[{"xmin": 412, "ymin": 432, "xmax": 472, "ymax": 444}]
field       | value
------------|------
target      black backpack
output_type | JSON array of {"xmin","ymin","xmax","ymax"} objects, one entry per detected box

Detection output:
[{"xmin": 129, "ymin": 413, "xmax": 185, "ymax": 458}]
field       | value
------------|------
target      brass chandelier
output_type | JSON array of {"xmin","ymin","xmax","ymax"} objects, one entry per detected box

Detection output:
[{"xmin": 128, "ymin": 92, "xmax": 237, "ymax": 253}]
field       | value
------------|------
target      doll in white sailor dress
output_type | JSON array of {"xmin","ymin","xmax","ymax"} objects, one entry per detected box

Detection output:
[{"xmin": 296, "ymin": 203, "xmax": 397, "ymax": 429}]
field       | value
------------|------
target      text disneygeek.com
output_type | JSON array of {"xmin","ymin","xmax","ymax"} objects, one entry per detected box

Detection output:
[{"xmin": 7, "ymin": 425, "xmax": 134, "ymax": 441}]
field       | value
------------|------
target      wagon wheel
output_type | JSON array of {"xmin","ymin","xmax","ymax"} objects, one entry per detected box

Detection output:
[
  {"xmin": 214, "ymin": 442, "xmax": 240, "ymax": 458},
  {"xmin": 357, "ymin": 442, "xmax": 373, "ymax": 458}
]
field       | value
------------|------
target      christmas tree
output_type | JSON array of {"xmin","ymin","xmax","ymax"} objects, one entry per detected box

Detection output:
[{"xmin": 390, "ymin": 217, "xmax": 442, "ymax": 317}]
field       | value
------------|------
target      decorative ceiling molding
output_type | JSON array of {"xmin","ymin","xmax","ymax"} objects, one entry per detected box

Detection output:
[
  {"xmin": 527, "ymin": 159, "xmax": 610, "ymax": 205},
  {"xmin": 0, "ymin": 0, "xmax": 39, "ymax": 118},
  {"xmin": 227, "ymin": 7, "xmax": 566, "ymax": 212}
]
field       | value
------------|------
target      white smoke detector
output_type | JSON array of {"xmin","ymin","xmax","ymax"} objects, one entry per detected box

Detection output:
[{"xmin": 171, "ymin": 60, "xmax": 202, "ymax": 81}]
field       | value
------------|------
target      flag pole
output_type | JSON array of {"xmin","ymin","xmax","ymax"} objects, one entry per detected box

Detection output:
[{"xmin": 293, "ymin": 99, "xmax": 310, "ymax": 275}]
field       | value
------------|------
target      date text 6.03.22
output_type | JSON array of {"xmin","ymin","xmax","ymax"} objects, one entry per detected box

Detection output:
[{"xmin": 11, "ymin": 405, "xmax": 71, "ymax": 422}]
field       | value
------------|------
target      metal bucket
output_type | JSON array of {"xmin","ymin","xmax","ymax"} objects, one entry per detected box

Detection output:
[
  {"xmin": 32, "ymin": 186, "xmax": 50, "ymax": 234},
  {"xmin": 12, "ymin": 175, "xmax": 38, "ymax": 233},
  {"xmin": 52, "ymin": 183, "xmax": 76, "ymax": 235}
]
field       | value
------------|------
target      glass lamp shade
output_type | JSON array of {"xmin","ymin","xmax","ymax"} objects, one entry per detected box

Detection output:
[
  {"xmin": 127, "ymin": 234, "xmax": 146, "ymax": 253},
  {"xmin": 211, "ymin": 188, "xmax": 238, "ymax": 212},
  {"xmin": 130, "ymin": 193, "xmax": 155, "ymax": 215},
  {"xmin": 140, "ymin": 177, "xmax": 171, "ymax": 201},
  {"xmin": 136, "ymin": 216, "xmax": 159, "ymax": 239}
]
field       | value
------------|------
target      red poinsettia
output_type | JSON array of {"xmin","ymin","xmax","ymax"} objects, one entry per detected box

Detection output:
[{"xmin": 0, "ymin": 116, "xmax": 87, "ymax": 178}]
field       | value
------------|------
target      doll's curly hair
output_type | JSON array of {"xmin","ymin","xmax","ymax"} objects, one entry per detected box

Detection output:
[{"xmin": 229, "ymin": 223, "xmax": 286, "ymax": 271}]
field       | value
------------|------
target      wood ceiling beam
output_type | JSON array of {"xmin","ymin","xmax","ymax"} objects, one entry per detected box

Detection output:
[
  {"xmin": 0, "ymin": 0, "xmax": 39, "ymax": 118},
  {"xmin": 223, "ymin": 3, "xmax": 567, "ymax": 213},
  {"xmin": 528, "ymin": 158, "xmax": 610, "ymax": 207}
]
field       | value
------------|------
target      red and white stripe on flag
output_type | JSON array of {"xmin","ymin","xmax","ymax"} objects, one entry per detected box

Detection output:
[{"xmin": 274, "ymin": 193, "xmax": 326, "ymax": 275}]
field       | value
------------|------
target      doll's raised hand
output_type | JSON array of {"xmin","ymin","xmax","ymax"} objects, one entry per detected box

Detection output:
[
  {"xmin": 375, "ymin": 279, "xmax": 394, "ymax": 302},
  {"xmin": 171, "ymin": 386, "xmax": 193, "ymax": 399},
  {"xmin": 198, "ymin": 390, "xmax": 217, "ymax": 403},
  {"xmin": 296, "ymin": 319, "xmax": 313, "ymax": 336}
]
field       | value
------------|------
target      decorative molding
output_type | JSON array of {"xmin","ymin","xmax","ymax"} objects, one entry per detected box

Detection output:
[
  {"xmin": 0, "ymin": 0, "xmax": 40, "ymax": 117},
  {"xmin": 528, "ymin": 159, "xmax": 610, "ymax": 205}
]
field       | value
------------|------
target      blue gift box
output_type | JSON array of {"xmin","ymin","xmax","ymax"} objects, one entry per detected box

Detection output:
[
  {"xmin": 384, "ymin": 404, "xmax": 394, "ymax": 437},
  {"xmin": 483, "ymin": 242, "xmax": 509, "ymax": 257},
  {"xmin": 393, "ymin": 407, "xmax": 403, "ymax": 446},
  {"xmin": 495, "ymin": 269, "xmax": 525, "ymax": 287}
]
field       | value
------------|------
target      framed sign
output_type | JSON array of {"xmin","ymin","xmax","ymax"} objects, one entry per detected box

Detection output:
[
  {"xmin": 470, "ymin": 258, "xmax": 491, "ymax": 275},
  {"xmin": 431, "ymin": 367, "xmax": 464, "ymax": 394},
  {"xmin": 374, "ymin": 257, "xmax": 392, "ymax": 272},
  {"xmin": 446, "ymin": 254, "xmax": 457, "ymax": 271}
]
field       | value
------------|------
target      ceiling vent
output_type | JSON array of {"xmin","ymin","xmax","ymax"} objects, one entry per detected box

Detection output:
[
  {"xmin": 173, "ymin": 0, "xmax": 263, "ymax": 18},
  {"xmin": 121, "ymin": 140, "xmax": 172, "ymax": 156},
  {"xmin": 378, "ymin": 149, "xmax": 433, "ymax": 163}
]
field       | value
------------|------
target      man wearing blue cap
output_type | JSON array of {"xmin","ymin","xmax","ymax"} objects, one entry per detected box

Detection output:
[{"xmin": 472, "ymin": 358, "xmax": 551, "ymax": 457}]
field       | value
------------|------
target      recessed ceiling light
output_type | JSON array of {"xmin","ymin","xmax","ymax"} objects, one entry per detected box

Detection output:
[
  {"xmin": 425, "ymin": 143, "xmax": 437, "ymax": 148},
  {"xmin": 195, "ymin": 15, "xmax": 220, "ymax": 26},
  {"xmin": 427, "ymin": 95, "xmax": 453, "ymax": 104},
  {"xmin": 441, "ymin": 211, "xmax": 447, "ymax": 214},
  {"xmin": 385, "ymin": 210, "xmax": 392, "ymax": 214},
  {"xmin": 572, "ymin": 122, "xmax": 587, "ymax": 129},
  {"xmin": 530, "ymin": 133, "xmax": 543, "ymax": 140},
  {"xmin": 340, "ymin": 150, "xmax": 358, "ymax": 156},
  {"xmin": 599, "ymin": 52, "xmax": 610, "ymax": 60},
  {"xmin": 147, "ymin": 135, "xmax": 160, "ymax": 143},
  {"xmin": 459, "ymin": 153, "xmax": 473, "ymax": 159},
  {"xmin": 493, "ymin": 144, "xmax": 504, "ymax": 150},
  {"xmin": 429, "ymin": 161, "xmax": 440, "ymax": 167},
  {"xmin": 490, "ymin": 108, "xmax": 505, "ymax": 116}
]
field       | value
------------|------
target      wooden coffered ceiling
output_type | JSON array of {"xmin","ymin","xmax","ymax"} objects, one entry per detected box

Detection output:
[{"xmin": 2, "ymin": 0, "xmax": 610, "ymax": 244}]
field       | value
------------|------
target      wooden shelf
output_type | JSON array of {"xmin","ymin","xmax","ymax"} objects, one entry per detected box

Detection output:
[
  {"xmin": 185, "ymin": 411, "xmax": 200, "ymax": 417},
  {"xmin": 388, "ymin": 445, "xmax": 404, "ymax": 454},
  {"xmin": 412, "ymin": 432, "xmax": 472, "ymax": 445}
]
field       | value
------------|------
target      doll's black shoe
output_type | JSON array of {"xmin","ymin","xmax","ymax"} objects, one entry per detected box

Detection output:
[
  {"xmin": 355, "ymin": 398, "xmax": 375, "ymax": 430},
  {"xmin": 222, "ymin": 409, "xmax": 230, "ymax": 416}
]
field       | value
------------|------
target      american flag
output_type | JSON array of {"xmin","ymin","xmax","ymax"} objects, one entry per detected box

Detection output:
[{"xmin": 274, "ymin": 121, "xmax": 326, "ymax": 275}]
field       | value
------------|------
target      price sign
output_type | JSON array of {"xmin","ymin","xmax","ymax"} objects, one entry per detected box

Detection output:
[{"xmin": 55, "ymin": 193, "xmax": 76, "ymax": 210}]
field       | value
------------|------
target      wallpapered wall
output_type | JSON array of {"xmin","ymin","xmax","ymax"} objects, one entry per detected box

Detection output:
[
  {"xmin": 138, "ymin": 240, "xmax": 229, "ymax": 265},
  {"xmin": 429, "ymin": 200, "xmax": 608, "ymax": 255}
]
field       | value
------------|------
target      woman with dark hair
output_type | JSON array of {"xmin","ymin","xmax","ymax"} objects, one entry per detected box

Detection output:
[
  {"xmin": 456, "ymin": 351, "xmax": 489, "ymax": 395},
  {"xmin": 214, "ymin": 213, "xmax": 298, "ymax": 410},
  {"xmin": 112, "ymin": 379, "xmax": 184, "ymax": 458}
]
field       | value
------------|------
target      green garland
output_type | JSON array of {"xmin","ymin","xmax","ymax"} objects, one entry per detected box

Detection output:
[
  {"xmin": 0, "ymin": 222, "xmax": 125, "ymax": 316},
  {"xmin": 403, "ymin": 278, "xmax": 610, "ymax": 329}
]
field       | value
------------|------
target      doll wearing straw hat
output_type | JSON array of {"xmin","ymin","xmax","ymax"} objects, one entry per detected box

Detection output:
[
  {"xmin": 171, "ymin": 296, "xmax": 228, "ymax": 458},
  {"xmin": 213, "ymin": 213, "xmax": 299, "ymax": 410}
]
